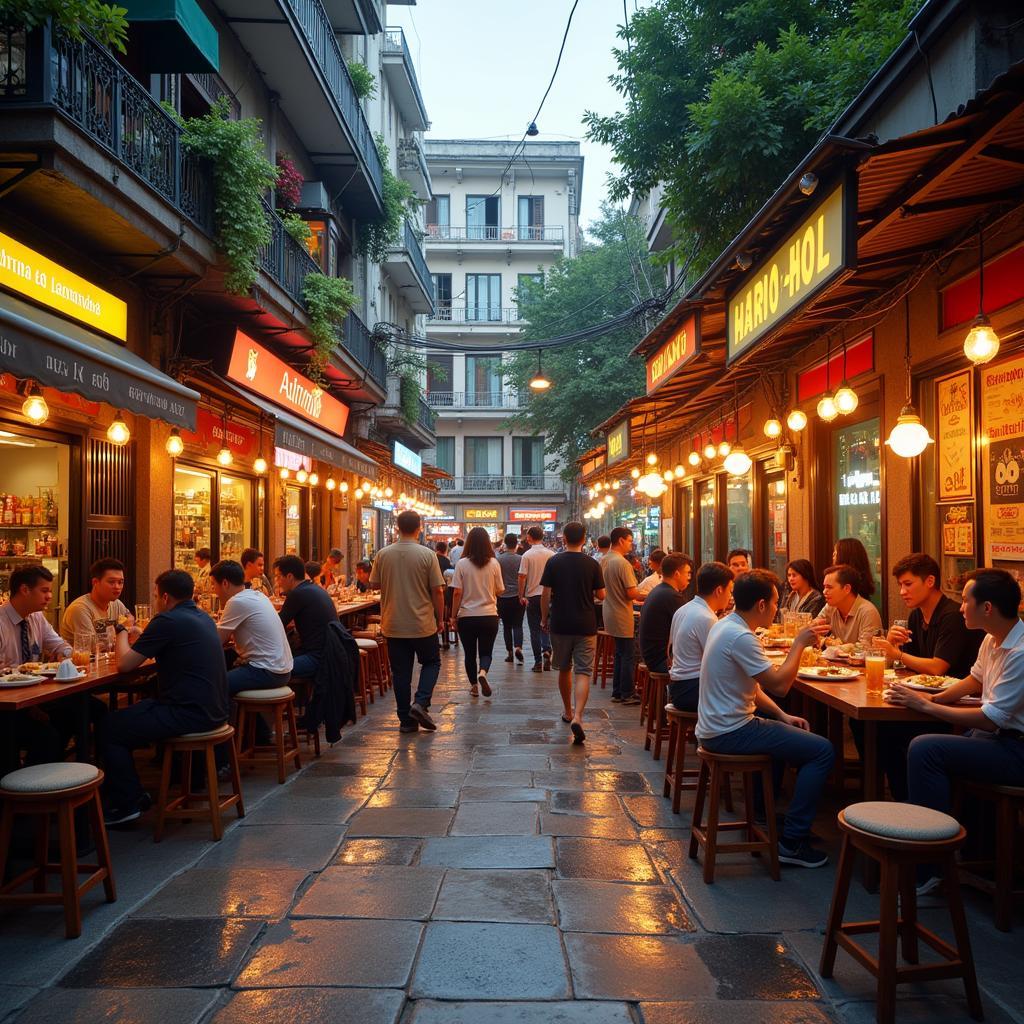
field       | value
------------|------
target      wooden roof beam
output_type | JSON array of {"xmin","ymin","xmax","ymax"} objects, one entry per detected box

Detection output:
[{"xmin": 978, "ymin": 144, "xmax": 1024, "ymax": 168}]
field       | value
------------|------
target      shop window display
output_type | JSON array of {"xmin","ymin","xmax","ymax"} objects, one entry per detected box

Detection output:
[{"xmin": 833, "ymin": 418, "xmax": 881, "ymax": 606}]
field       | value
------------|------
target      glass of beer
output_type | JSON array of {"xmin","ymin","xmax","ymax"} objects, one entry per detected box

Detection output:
[
  {"xmin": 783, "ymin": 611, "xmax": 798, "ymax": 639},
  {"xmin": 864, "ymin": 653, "xmax": 886, "ymax": 694},
  {"xmin": 135, "ymin": 604, "xmax": 150, "ymax": 630},
  {"xmin": 72, "ymin": 631, "xmax": 93, "ymax": 670}
]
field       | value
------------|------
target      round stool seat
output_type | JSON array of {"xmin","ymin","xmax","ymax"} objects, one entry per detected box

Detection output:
[
  {"xmin": 355, "ymin": 637, "xmax": 380, "ymax": 650},
  {"xmin": 175, "ymin": 724, "xmax": 234, "ymax": 741},
  {"xmin": 843, "ymin": 801, "xmax": 960, "ymax": 842},
  {"xmin": 665, "ymin": 704, "xmax": 697, "ymax": 719},
  {"xmin": 696, "ymin": 747, "xmax": 771, "ymax": 765},
  {"xmin": 0, "ymin": 762, "xmax": 99, "ymax": 793},
  {"xmin": 234, "ymin": 686, "xmax": 294, "ymax": 701}
]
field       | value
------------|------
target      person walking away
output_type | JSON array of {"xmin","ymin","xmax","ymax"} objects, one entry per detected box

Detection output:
[
  {"xmin": 435, "ymin": 542, "xmax": 452, "ymax": 576},
  {"xmin": 540, "ymin": 521, "xmax": 605, "ymax": 743},
  {"xmin": 602, "ymin": 527, "xmax": 645, "ymax": 705},
  {"xmin": 451, "ymin": 527, "xmax": 504, "ymax": 697},
  {"xmin": 496, "ymin": 534, "xmax": 525, "ymax": 663},
  {"xmin": 370, "ymin": 511, "xmax": 445, "ymax": 733},
  {"xmin": 518, "ymin": 527, "xmax": 554, "ymax": 673},
  {"xmin": 638, "ymin": 553, "xmax": 692, "ymax": 674},
  {"xmin": 449, "ymin": 538, "xmax": 464, "ymax": 566}
]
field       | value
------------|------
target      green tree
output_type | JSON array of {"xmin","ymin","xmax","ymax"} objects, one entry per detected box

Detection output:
[
  {"xmin": 502, "ymin": 207, "xmax": 661, "ymax": 482},
  {"xmin": 584, "ymin": 0, "xmax": 917, "ymax": 268},
  {"xmin": 0, "ymin": 0, "xmax": 128, "ymax": 51}
]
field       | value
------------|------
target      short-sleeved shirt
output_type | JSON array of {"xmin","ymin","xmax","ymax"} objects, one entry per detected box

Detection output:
[
  {"xmin": 639, "ymin": 582, "xmax": 686, "ymax": 672},
  {"xmin": 371, "ymin": 539, "xmax": 445, "ymax": 638},
  {"xmin": 130, "ymin": 600, "xmax": 228, "ymax": 722},
  {"xmin": 496, "ymin": 551, "xmax": 522, "ymax": 598},
  {"xmin": 0, "ymin": 602, "xmax": 70, "ymax": 666},
  {"xmin": 519, "ymin": 544, "xmax": 554, "ymax": 598},
  {"xmin": 818, "ymin": 595, "xmax": 882, "ymax": 644},
  {"xmin": 696, "ymin": 612, "xmax": 773, "ymax": 740},
  {"xmin": 540, "ymin": 551, "xmax": 605, "ymax": 637},
  {"xmin": 636, "ymin": 572, "xmax": 662, "ymax": 597},
  {"xmin": 904, "ymin": 594, "xmax": 983, "ymax": 679},
  {"xmin": 452, "ymin": 558, "xmax": 503, "ymax": 617},
  {"xmin": 437, "ymin": 553, "xmax": 452, "ymax": 576},
  {"xmin": 61, "ymin": 594, "xmax": 131, "ymax": 644},
  {"xmin": 971, "ymin": 618, "xmax": 1024, "ymax": 733},
  {"xmin": 278, "ymin": 580, "xmax": 337, "ymax": 658},
  {"xmin": 670, "ymin": 595, "xmax": 717, "ymax": 680},
  {"xmin": 601, "ymin": 552, "xmax": 639, "ymax": 638},
  {"xmin": 218, "ymin": 588, "xmax": 293, "ymax": 675}
]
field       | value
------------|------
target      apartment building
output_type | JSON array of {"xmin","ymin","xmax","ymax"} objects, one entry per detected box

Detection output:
[{"xmin": 421, "ymin": 140, "xmax": 584, "ymax": 540}]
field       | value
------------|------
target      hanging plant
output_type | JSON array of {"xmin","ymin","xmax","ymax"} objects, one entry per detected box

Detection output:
[
  {"xmin": 0, "ymin": 0, "xmax": 129, "ymax": 51},
  {"xmin": 172, "ymin": 98, "xmax": 277, "ymax": 295},
  {"xmin": 357, "ymin": 135, "xmax": 420, "ymax": 264},
  {"xmin": 387, "ymin": 346, "xmax": 435, "ymax": 427},
  {"xmin": 303, "ymin": 273, "xmax": 358, "ymax": 384},
  {"xmin": 275, "ymin": 152, "xmax": 304, "ymax": 210},
  {"xmin": 347, "ymin": 60, "xmax": 377, "ymax": 100},
  {"xmin": 279, "ymin": 212, "xmax": 311, "ymax": 246}
]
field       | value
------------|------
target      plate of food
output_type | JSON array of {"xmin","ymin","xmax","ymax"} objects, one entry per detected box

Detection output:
[
  {"xmin": 901, "ymin": 674, "xmax": 960, "ymax": 692},
  {"xmin": 0, "ymin": 672, "xmax": 46, "ymax": 688},
  {"xmin": 821, "ymin": 643, "xmax": 855, "ymax": 661},
  {"xmin": 798, "ymin": 665, "xmax": 860, "ymax": 681}
]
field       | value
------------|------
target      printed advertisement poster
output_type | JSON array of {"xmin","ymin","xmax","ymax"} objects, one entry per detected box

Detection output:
[
  {"xmin": 662, "ymin": 517, "xmax": 674, "ymax": 552},
  {"xmin": 981, "ymin": 354, "xmax": 1024, "ymax": 561},
  {"xmin": 935, "ymin": 369, "xmax": 973, "ymax": 500}
]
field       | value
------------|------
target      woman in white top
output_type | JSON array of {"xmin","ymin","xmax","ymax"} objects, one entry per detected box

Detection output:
[{"xmin": 451, "ymin": 527, "xmax": 504, "ymax": 697}]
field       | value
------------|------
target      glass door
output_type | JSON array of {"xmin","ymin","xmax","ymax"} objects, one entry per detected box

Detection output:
[
  {"xmin": 219, "ymin": 475, "xmax": 252, "ymax": 562},
  {"xmin": 833, "ymin": 416, "xmax": 882, "ymax": 608},
  {"xmin": 762, "ymin": 470, "xmax": 788, "ymax": 580},
  {"xmin": 173, "ymin": 466, "xmax": 213, "ymax": 575},
  {"xmin": 285, "ymin": 484, "xmax": 303, "ymax": 556},
  {"xmin": 466, "ymin": 195, "xmax": 499, "ymax": 239},
  {"xmin": 726, "ymin": 470, "xmax": 753, "ymax": 555},
  {"xmin": 697, "ymin": 477, "xmax": 716, "ymax": 566},
  {"xmin": 466, "ymin": 275, "xmax": 501, "ymax": 322}
]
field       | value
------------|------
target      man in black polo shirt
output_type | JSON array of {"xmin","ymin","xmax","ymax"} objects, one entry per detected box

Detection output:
[
  {"xmin": 638, "ymin": 553, "xmax": 693, "ymax": 674},
  {"xmin": 274, "ymin": 554, "xmax": 338, "ymax": 678},
  {"xmin": 102, "ymin": 569, "xmax": 228, "ymax": 824}
]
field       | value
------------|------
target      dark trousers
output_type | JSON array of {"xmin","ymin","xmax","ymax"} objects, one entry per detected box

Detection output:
[
  {"xmin": 387, "ymin": 634, "xmax": 441, "ymax": 725},
  {"xmin": 526, "ymin": 595, "xmax": 551, "ymax": 662},
  {"xmin": 457, "ymin": 615, "xmax": 500, "ymax": 684},
  {"xmin": 101, "ymin": 699, "xmax": 217, "ymax": 810},
  {"xmin": 612, "ymin": 635, "xmax": 634, "ymax": 698},
  {"xmin": 849, "ymin": 719, "xmax": 949, "ymax": 802},
  {"xmin": 228, "ymin": 664, "xmax": 293, "ymax": 695},
  {"xmin": 497, "ymin": 596, "xmax": 525, "ymax": 653},
  {"xmin": 668, "ymin": 677, "xmax": 699, "ymax": 712}
]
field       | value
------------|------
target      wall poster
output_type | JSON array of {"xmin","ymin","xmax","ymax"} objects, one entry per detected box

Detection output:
[
  {"xmin": 980, "ymin": 353, "xmax": 1024, "ymax": 562},
  {"xmin": 935, "ymin": 369, "xmax": 973, "ymax": 501}
]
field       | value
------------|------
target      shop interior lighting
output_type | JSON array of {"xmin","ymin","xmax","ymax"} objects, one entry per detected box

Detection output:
[
  {"xmin": 216, "ymin": 445, "xmax": 233, "ymax": 466},
  {"xmin": 763, "ymin": 418, "xmax": 782, "ymax": 439},
  {"xmin": 166, "ymin": 427, "xmax": 185, "ymax": 457},
  {"xmin": 340, "ymin": 481, "xmax": 349, "ymax": 493},
  {"xmin": 886, "ymin": 295, "xmax": 934, "ymax": 458},
  {"xmin": 963, "ymin": 225, "xmax": 1000, "ymax": 365},
  {"xmin": 662, "ymin": 469, "xmax": 673, "ymax": 482},
  {"xmin": 326, "ymin": 477, "xmax": 336, "ymax": 491},
  {"xmin": 703, "ymin": 440, "xmax": 717, "ymax": 461},
  {"xmin": 646, "ymin": 452, "xmax": 658, "ymax": 466},
  {"xmin": 787, "ymin": 408, "xmax": 808, "ymax": 431},
  {"xmin": 612, "ymin": 480, "xmax": 620, "ymax": 489},
  {"xmin": 718, "ymin": 439, "xmax": 731, "ymax": 458},
  {"xmin": 385, "ymin": 486, "xmax": 393, "ymax": 497},
  {"xmin": 309, "ymin": 473, "xmax": 319, "ymax": 486},
  {"xmin": 362, "ymin": 480, "xmax": 372, "ymax": 491},
  {"xmin": 834, "ymin": 337, "xmax": 859, "ymax": 415},
  {"xmin": 630, "ymin": 467, "xmax": 641, "ymax": 479},
  {"xmin": 253, "ymin": 453, "xmax": 268, "ymax": 475},
  {"xmin": 20, "ymin": 382, "xmax": 49, "ymax": 426},
  {"xmin": 674, "ymin": 464, "xmax": 685, "ymax": 478},
  {"xmin": 528, "ymin": 350, "xmax": 552, "ymax": 390},
  {"xmin": 106, "ymin": 412, "xmax": 130, "ymax": 446},
  {"xmin": 296, "ymin": 468, "xmax": 308, "ymax": 484}
]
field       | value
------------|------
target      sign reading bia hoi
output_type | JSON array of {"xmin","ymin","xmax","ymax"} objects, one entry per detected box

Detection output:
[{"xmin": 727, "ymin": 178, "xmax": 856, "ymax": 364}]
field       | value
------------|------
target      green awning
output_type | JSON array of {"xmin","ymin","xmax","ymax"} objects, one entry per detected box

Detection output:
[{"xmin": 123, "ymin": 0, "xmax": 219, "ymax": 74}]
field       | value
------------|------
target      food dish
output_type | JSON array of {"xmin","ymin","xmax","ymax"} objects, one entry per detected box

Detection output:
[
  {"xmin": 798, "ymin": 665, "xmax": 859, "ymax": 681},
  {"xmin": 901, "ymin": 674, "xmax": 960, "ymax": 692},
  {"xmin": 0, "ymin": 673, "xmax": 46, "ymax": 687}
]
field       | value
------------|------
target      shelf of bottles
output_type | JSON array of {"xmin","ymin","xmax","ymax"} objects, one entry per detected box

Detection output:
[
  {"xmin": 0, "ymin": 488, "xmax": 61, "ymax": 557},
  {"xmin": 173, "ymin": 467, "xmax": 212, "ymax": 574},
  {"xmin": 219, "ymin": 477, "xmax": 252, "ymax": 562}
]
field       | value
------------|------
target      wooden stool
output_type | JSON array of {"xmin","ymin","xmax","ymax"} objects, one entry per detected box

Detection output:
[
  {"xmin": 355, "ymin": 637, "xmax": 387, "ymax": 697},
  {"xmin": 0, "ymin": 763, "xmax": 115, "ymax": 938},
  {"xmin": 956, "ymin": 781, "xmax": 1024, "ymax": 932},
  {"xmin": 355, "ymin": 650, "xmax": 370, "ymax": 716},
  {"xmin": 155, "ymin": 724, "xmax": 244, "ymax": 842},
  {"xmin": 663, "ymin": 705, "xmax": 699, "ymax": 813},
  {"xmin": 595, "ymin": 631, "xmax": 614, "ymax": 688},
  {"xmin": 635, "ymin": 663, "xmax": 650, "ymax": 725},
  {"xmin": 821, "ymin": 802, "xmax": 982, "ymax": 1024},
  {"xmin": 235, "ymin": 687, "xmax": 301, "ymax": 784},
  {"xmin": 287, "ymin": 676, "xmax": 322, "ymax": 757},
  {"xmin": 378, "ymin": 636, "xmax": 392, "ymax": 690},
  {"xmin": 643, "ymin": 672, "xmax": 671, "ymax": 760},
  {"xmin": 689, "ymin": 748, "xmax": 779, "ymax": 884}
]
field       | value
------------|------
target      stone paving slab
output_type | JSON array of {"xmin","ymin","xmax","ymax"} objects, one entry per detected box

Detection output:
[
  {"xmin": 450, "ymin": 800, "xmax": 540, "ymax": 835},
  {"xmin": 332, "ymin": 838, "xmax": 422, "ymax": 865},
  {"xmin": 238, "ymin": 795, "xmax": 366, "ymax": 825},
  {"xmin": 133, "ymin": 867, "xmax": 308, "ymax": 919},
  {"xmin": 552, "ymin": 879, "xmax": 694, "ymax": 934},
  {"xmin": 540, "ymin": 809, "xmax": 639, "ymax": 839},
  {"xmin": 13, "ymin": 988, "xmax": 218, "ymax": 1024},
  {"xmin": 555, "ymin": 838, "xmax": 661, "ymax": 882},
  {"xmin": 548, "ymin": 791, "xmax": 625, "ymax": 816},
  {"xmin": 409, "ymin": 1000, "xmax": 635, "ymax": 1023},
  {"xmin": 346, "ymin": 807, "xmax": 455, "ymax": 837},
  {"xmin": 365, "ymin": 787, "xmax": 460, "ymax": 808},
  {"xmin": 459, "ymin": 786, "xmax": 548, "ymax": 802},
  {"xmin": 196, "ymin": 824, "xmax": 345, "ymax": 870},
  {"xmin": 418, "ymin": 837, "xmax": 555, "ymax": 869},
  {"xmin": 434, "ymin": 869, "xmax": 555, "ymax": 924},
  {"xmin": 209, "ymin": 988, "xmax": 406, "ymax": 1024},
  {"xmin": 638, "ymin": 1001, "xmax": 836, "ymax": 1024},
  {"xmin": 292, "ymin": 865, "xmax": 444, "ymax": 920}
]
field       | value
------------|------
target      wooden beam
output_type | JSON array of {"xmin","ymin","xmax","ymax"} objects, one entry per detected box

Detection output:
[
  {"xmin": 978, "ymin": 144, "xmax": 1024, "ymax": 168},
  {"xmin": 902, "ymin": 186, "xmax": 1024, "ymax": 216}
]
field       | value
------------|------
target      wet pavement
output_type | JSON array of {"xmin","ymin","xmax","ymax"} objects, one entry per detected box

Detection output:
[{"xmin": 1, "ymin": 648, "xmax": 1023, "ymax": 1023}]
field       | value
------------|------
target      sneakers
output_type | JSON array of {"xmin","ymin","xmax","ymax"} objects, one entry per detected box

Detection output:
[
  {"xmin": 778, "ymin": 838, "xmax": 829, "ymax": 868},
  {"xmin": 515, "ymin": 647, "xmax": 524, "ymax": 663},
  {"xmin": 916, "ymin": 875, "xmax": 943, "ymax": 897},
  {"xmin": 409, "ymin": 702, "xmax": 437, "ymax": 731},
  {"xmin": 542, "ymin": 651, "xmax": 552, "ymax": 671},
  {"xmin": 478, "ymin": 670, "xmax": 492, "ymax": 697},
  {"xmin": 399, "ymin": 721, "xmax": 419, "ymax": 734},
  {"xmin": 469, "ymin": 684, "xmax": 479, "ymax": 697},
  {"xmin": 621, "ymin": 693, "xmax": 642, "ymax": 706},
  {"xmin": 530, "ymin": 662, "xmax": 543, "ymax": 673},
  {"xmin": 103, "ymin": 804, "xmax": 141, "ymax": 826},
  {"xmin": 504, "ymin": 653, "xmax": 514, "ymax": 663},
  {"xmin": 610, "ymin": 695, "xmax": 623, "ymax": 703}
]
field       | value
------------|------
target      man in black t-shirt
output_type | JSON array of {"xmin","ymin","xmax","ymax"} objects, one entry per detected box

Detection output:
[
  {"xmin": 275, "ymin": 555, "xmax": 339, "ymax": 677},
  {"xmin": 638, "ymin": 553, "xmax": 694, "ymax": 674},
  {"xmin": 103, "ymin": 569, "xmax": 229, "ymax": 824},
  {"xmin": 540, "ymin": 522, "xmax": 605, "ymax": 744}
]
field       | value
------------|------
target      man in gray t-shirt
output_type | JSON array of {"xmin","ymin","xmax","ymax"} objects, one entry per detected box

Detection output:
[
  {"xmin": 602, "ymin": 527, "xmax": 646, "ymax": 704},
  {"xmin": 496, "ymin": 534, "xmax": 525, "ymax": 662}
]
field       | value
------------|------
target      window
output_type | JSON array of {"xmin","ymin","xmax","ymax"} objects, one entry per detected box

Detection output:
[
  {"xmin": 466, "ymin": 195, "xmax": 499, "ymax": 239},
  {"xmin": 518, "ymin": 196, "xmax": 544, "ymax": 240},
  {"xmin": 762, "ymin": 471, "xmax": 788, "ymax": 581},
  {"xmin": 465, "ymin": 354, "xmax": 502, "ymax": 405},
  {"xmin": 426, "ymin": 195, "xmax": 450, "ymax": 237},
  {"xmin": 698, "ymin": 478, "xmax": 716, "ymax": 565},
  {"xmin": 833, "ymin": 416, "xmax": 882, "ymax": 609},
  {"xmin": 427, "ymin": 354, "xmax": 452, "ymax": 398},
  {"xmin": 432, "ymin": 273, "xmax": 452, "ymax": 317},
  {"xmin": 465, "ymin": 437, "xmax": 503, "ymax": 483},
  {"xmin": 466, "ymin": 274, "xmax": 501, "ymax": 321},
  {"xmin": 434, "ymin": 436, "xmax": 455, "ymax": 475},
  {"xmin": 516, "ymin": 273, "xmax": 543, "ymax": 298},
  {"xmin": 513, "ymin": 436, "xmax": 545, "ymax": 486},
  {"xmin": 726, "ymin": 471, "xmax": 753, "ymax": 555}
]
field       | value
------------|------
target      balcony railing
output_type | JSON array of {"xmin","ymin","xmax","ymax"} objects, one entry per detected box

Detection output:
[
  {"xmin": 383, "ymin": 27, "xmax": 428, "ymax": 128},
  {"xmin": 258, "ymin": 196, "xmax": 321, "ymax": 307},
  {"xmin": 426, "ymin": 391, "xmax": 521, "ymax": 410},
  {"xmin": 283, "ymin": 0, "xmax": 383, "ymax": 203},
  {"xmin": 428, "ymin": 306, "xmax": 523, "ymax": 324},
  {"xmin": 344, "ymin": 310, "xmax": 387, "ymax": 387},
  {"xmin": 392, "ymin": 219, "xmax": 434, "ymax": 306},
  {"xmin": 438, "ymin": 475, "xmax": 565, "ymax": 493},
  {"xmin": 425, "ymin": 225, "xmax": 564, "ymax": 243},
  {"xmin": 418, "ymin": 398, "xmax": 435, "ymax": 433},
  {"xmin": 0, "ymin": 23, "xmax": 214, "ymax": 233}
]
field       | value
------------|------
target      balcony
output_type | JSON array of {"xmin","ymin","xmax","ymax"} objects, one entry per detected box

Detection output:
[
  {"xmin": 374, "ymin": 373, "xmax": 436, "ymax": 447},
  {"xmin": 427, "ymin": 391, "xmax": 521, "ymax": 411},
  {"xmin": 428, "ymin": 306, "xmax": 523, "ymax": 325},
  {"xmin": 439, "ymin": 475, "xmax": 566, "ymax": 494},
  {"xmin": 397, "ymin": 134, "xmax": 431, "ymax": 198},
  {"xmin": 215, "ymin": 0, "xmax": 384, "ymax": 218},
  {"xmin": 425, "ymin": 225, "xmax": 564, "ymax": 246},
  {"xmin": 343, "ymin": 310, "xmax": 388, "ymax": 388},
  {"xmin": 384, "ymin": 219, "xmax": 434, "ymax": 314},
  {"xmin": 321, "ymin": 0, "xmax": 382, "ymax": 34},
  {"xmin": 382, "ymin": 27, "xmax": 428, "ymax": 132},
  {"xmin": 258, "ymin": 196, "xmax": 322, "ymax": 308}
]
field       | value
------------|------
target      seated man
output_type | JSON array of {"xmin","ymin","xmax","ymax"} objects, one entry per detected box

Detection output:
[
  {"xmin": 354, "ymin": 560, "xmax": 373, "ymax": 594},
  {"xmin": 638, "ymin": 553, "xmax": 693, "ymax": 674},
  {"xmin": 888, "ymin": 569, "xmax": 1024, "ymax": 894},
  {"xmin": 697, "ymin": 570, "xmax": 834, "ymax": 867},
  {"xmin": 636, "ymin": 549, "xmax": 666, "ymax": 597},
  {"xmin": 275, "ymin": 554, "xmax": 338, "ymax": 678},
  {"xmin": 241, "ymin": 548, "xmax": 273, "ymax": 595},
  {"xmin": 305, "ymin": 560, "xmax": 322, "ymax": 584},
  {"xmin": 103, "ymin": 569, "xmax": 228, "ymax": 824},
  {"xmin": 321, "ymin": 548, "xmax": 345, "ymax": 588},
  {"xmin": 668, "ymin": 561, "xmax": 734, "ymax": 711},
  {"xmin": 817, "ymin": 563, "xmax": 882, "ymax": 643},
  {"xmin": 61, "ymin": 557, "xmax": 133, "ymax": 644},
  {"xmin": 195, "ymin": 547, "xmax": 212, "ymax": 582},
  {"xmin": 210, "ymin": 560, "xmax": 293, "ymax": 695},
  {"xmin": 727, "ymin": 549, "xmax": 752, "ymax": 577}
]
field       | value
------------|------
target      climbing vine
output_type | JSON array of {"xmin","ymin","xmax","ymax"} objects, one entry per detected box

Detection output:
[
  {"xmin": 304, "ymin": 273, "xmax": 358, "ymax": 384},
  {"xmin": 357, "ymin": 136, "xmax": 419, "ymax": 264},
  {"xmin": 280, "ymin": 212, "xmax": 311, "ymax": 247},
  {"xmin": 347, "ymin": 60, "xmax": 376, "ymax": 100}
]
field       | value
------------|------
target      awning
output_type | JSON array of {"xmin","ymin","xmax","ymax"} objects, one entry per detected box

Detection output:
[
  {"xmin": 122, "ymin": 0, "xmax": 219, "ymax": 73},
  {"xmin": 220, "ymin": 378, "xmax": 378, "ymax": 478},
  {"xmin": 0, "ymin": 292, "xmax": 199, "ymax": 429}
]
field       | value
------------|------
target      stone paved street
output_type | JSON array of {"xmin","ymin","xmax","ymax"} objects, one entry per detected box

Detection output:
[{"xmin": 1, "ymin": 649, "xmax": 1022, "ymax": 1024}]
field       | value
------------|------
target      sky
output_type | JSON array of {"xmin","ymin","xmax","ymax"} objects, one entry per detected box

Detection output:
[{"xmin": 388, "ymin": 0, "xmax": 634, "ymax": 231}]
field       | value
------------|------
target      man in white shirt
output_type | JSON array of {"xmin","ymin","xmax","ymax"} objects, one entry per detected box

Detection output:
[
  {"xmin": 668, "ymin": 562, "xmax": 733, "ymax": 711},
  {"xmin": 61, "ymin": 557, "xmax": 133, "ymax": 644},
  {"xmin": 518, "ymin": 526, "xmax": 554, "ymax": 672},
  {"xmin": 817, "ymin": 564, "xmax": 882, "ymax": 643},
  {"xmin": 636, "ymin": 549, "xmax": 666, "ymax": 597},
  {"xmin": 449, "ymin": 539, "xmax": 464, "ymax": 566},
  {"xmin": 697, "ymin": 569, "xmax": 833, "ymax": 868}
]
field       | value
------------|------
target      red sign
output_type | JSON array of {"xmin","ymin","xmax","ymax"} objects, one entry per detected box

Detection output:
[
  {"xmin": 227, "ymin": 330, "xmax": 349, "ymax": 437},
  {"xmin": 796, "ymin": 333, "xmax": 873, "ymax": 403},
  {"xmin": 646, "ymin": 311, "xmax": 699, "ymax": 395},
  {"xmin": 510, "ymin": 508, "xmax": 557, "ymax": 522},
  {"xmin": 942, "ymin": 244, "xmax": 1024, "ymax": 330},
  {"xmin": 181, "ymin": 408, "xmax": 259, "ymax": 458}
]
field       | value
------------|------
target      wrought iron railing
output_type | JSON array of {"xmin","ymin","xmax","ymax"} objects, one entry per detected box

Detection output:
[
  {"xmin": 438, "ymin": 475, "xmax": 565, "ymax": 493},
  {"xmin": 425, "ymin": 225, "xmax": 564, "ymax": 242},
  {"xmin": 344, "ymin": 310, "xmax": 387, "ymax": 387},
  {"xmin": 388, "ymin": 219, "xmax": 434, "ymax": 306},
  {"xmin": 0, "ymin": 22, "xmax": 214, "ymax": 233},
  {"xmin": 383, "ymin": 26, "xmax": 428, "ymax": 124},
  {"xmin": 258, "ymin": 196, "xmax": 322, "ymax": 307},
  {"xmin": 418, "ymin": 398, "xmax": 435, "ymax": 432},
  {"xmin": 428, "ymin": 306, "xmax": 523, "ymax": 324},
  {"xmin": 426, "ymin": 391, "xmax": 521, "ymax": 410}
]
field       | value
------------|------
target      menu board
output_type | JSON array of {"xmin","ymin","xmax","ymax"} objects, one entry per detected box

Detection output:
[
  {"xmin": 935, "ymin": 369, "xmax": 973, "ymax": 501},
  {"xmin": 980, "ymin": 353, "xmax": 1024, "ymax": 562}
]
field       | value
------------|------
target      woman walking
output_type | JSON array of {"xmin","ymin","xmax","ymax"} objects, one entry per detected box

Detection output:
[{"xmin": 450, "ymin": 527, "xmax": 503, "ymax": 697}]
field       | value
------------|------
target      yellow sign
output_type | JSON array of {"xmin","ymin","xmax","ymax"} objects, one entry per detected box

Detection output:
[
  {"xmin": 727, "ymin": 182, "xmax": 850, "ymax": 363},
  {"xmin": 607, "ymin": 421, "xmax": 630, "ymax": 465},
  {"xmin": 465, "ymin": 509, "xmax": 498, "ymax": 520},
  {"xmin": 0, "ymin": 231, "xmax": 128, "ymax": 341}
]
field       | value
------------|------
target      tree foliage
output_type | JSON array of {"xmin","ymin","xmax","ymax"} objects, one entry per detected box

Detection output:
[
  {"xmin": 584, "ymin": 0, "xmax": 917, "ymax": 268},
  {"xmin": 502, "ymin": 207, "xmax": 661, "ymax": 480},
  {"xmin": 357, "ymin": 136, "xmax": 420, "ymax": 264},
  {"xmin": 347, "ymin": 60, "xmax": 377, "ymax": 100},
  {"xmin": 0, "ymin": 0, "xmax": 128, "ymax": 51}
]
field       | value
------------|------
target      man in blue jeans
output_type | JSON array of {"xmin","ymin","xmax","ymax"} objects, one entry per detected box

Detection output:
[
  {"xmin": 697, "ymin": 569, "xmax": 834, "ymax": 868},
  {"xmin": 275, "ymin": 554, "xmax": 338, "ymax": 679},
  {"xmin": 518, "ymin": 527, "xmax": 553, "ymax": 673}
]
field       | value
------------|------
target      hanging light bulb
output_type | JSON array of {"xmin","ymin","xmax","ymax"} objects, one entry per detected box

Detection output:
[
  {"xmin": 835, "ymin": 385, "xmax": 859, "ymax": 415},
  {"xmin": 717, "ymin": 440, "xmax": 731, "ymax": 458},
  {"xmin": 787, "ymin": 409, "xmax": 808, "ymax": 432},
  {"xmin": 253, "ymin": 452, "xmax": 268, "ymax": 474},
  {"xmin": 662, "ymin": 469, "xmax": 673, "ymax": 482},
  {"xmin": 340, "ymin": 481, "xmax": 349, "ymax": 493},
  {"xmin": 529, "ymin": 350, "xmax": 552, "ymax": 390},
  {"xmin": 963, "ymin": 227, "xmax": 1000, "ymax": 365},
  {"xmin": 612, "ymin": 480, "xmax": 620, "ymax": 490},
  {"xmin": 279, "ymin": 467, "xmax": 290, "ymax": 480},
  {"xmin": 630, "ymin": 467, "xmax": 640, "ymax": 479},
  {"xmin": 688, "ymin": 449, "xmax": 701, "ymax": 467},
  {"xmin": 817, "ymin": 392, "xmax": 839, "ymax": 422},
  {"xmin": 217, "ymin": 445, "xmax": 233, "ymax": 466},
  {"xmin": 723, "ymin": 444, "xmax": 753, "ymax": 476},
  {"xmin": 384, "ymin": 486, "xmax": 393, "ymax": 497},
  {"xmin": 604, "ymin": 494, "xmax": 613, "ymax": 505},
  {"xmin": 362, "ymin": 480, "xmax": 372, "ymax": 492},
  {"xmin": 646, "ymin": 452, "xmax": 658, "ymax": 466},
  {"xmin": 296, "ymin": 468, "xmax": 308, "ymax": 484},
  {"xmin": 106, "ymin": 412, "xmax": 130, "ymax": 446},
  {"xmin": 326, "ymin": 477, "xmax": 336, "ymax": 491},
  {"xmin": 886, "ymin": 294, "xmax": 935, "ymax": 458},
  {"xmin": 703, "ymin": 441, "xmax": 717, "ymax": 460},
  {"xmin": 674, "ymin": 464, "xmax": 685, "ymax": 478},
  {"xmin": 763, "ymin": 418, "xmax": 782, "ymax": 439},
  {"xmin": 166, "ymin": 427, "xmax": 185, "ymax": 457},
  {"xmin": 309, "ymin": 472, "xmax": 319, "ymax": 486},
  {"xmin": 354, "ymin": 487, "xmax": 364, "ymax": 500},
  {"xmin": 20, "ymin": 382, "xmax": 49, "ymax": 425}
]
